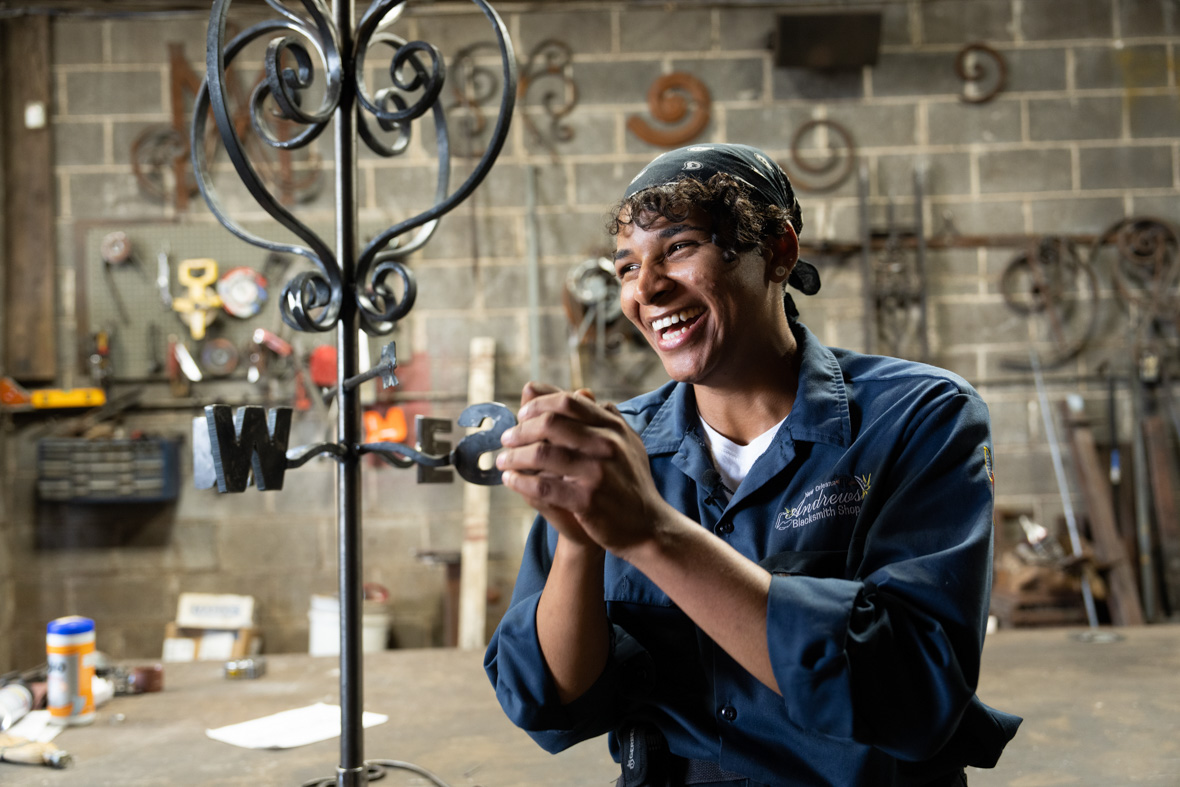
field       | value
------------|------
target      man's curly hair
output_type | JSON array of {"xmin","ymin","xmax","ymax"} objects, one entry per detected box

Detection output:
[{"xmin": 607, "ymin": 173, "xmax": 801, "ymax": 256}]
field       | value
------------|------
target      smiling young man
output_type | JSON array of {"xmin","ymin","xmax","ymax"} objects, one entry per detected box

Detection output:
[{"xmin": 484, "ymin": 144, "xmax": 1020, "ymax": 787}]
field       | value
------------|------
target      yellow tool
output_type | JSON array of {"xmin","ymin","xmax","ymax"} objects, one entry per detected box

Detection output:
[
  {"xmin": 172, "ymin": 258, "xmax": 223, "ymax": 340},
  {"xmin": 30, "ymin": 388, "xmax": 107, "ymax": 409}
]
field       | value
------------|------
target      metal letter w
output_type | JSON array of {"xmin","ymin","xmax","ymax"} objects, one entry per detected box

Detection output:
[{"xmin": 205, "ymin": 405, "xmax": 293, "ymax": 492}]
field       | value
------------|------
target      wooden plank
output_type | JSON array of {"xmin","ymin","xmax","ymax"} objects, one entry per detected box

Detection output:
[
  {"xmin": 2, "ymin": 17, "xmax": 56, "ymax": 382},
  {"xmin": 1061, "ymin": 403, "xmax": 1144, "ymax": 625},
  {"xmin": 1141, "ymin": 415, "xmax": 1180, "ymax": 617},
  {"xmin": 458, "ymin": 336, "xmax": 496, "ymax": 650}
]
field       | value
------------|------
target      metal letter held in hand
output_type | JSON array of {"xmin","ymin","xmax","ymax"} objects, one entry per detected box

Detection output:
[{"xmin": 191, "ymin": 0, "xmax": 519, "ymax": 784}]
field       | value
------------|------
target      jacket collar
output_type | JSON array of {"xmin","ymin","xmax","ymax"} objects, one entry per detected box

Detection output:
[{"xmin": 639, "ymin": 321, "xmax": 852, "ymax": 454}]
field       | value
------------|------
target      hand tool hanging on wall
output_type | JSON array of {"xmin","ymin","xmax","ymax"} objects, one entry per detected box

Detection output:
[
  {"xmin": 156, "ymin": 244, "xmax": 172, "ymax": 309},
  {"xmin": 216, "ymin": 266, "xmax": 268, "ymax": 318},
  {"xmin": 100, "ymin": 231, "xmax": 141, "ymax": 325},
  {"xmin": 171, "ymin": 258, "xmax": 223, "ymax": 340},
  {"xmin": 200, "ymin": 338, "xmax": 240, "ymax": 378}
]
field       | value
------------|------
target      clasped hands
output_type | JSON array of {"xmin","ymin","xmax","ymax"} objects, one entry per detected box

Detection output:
[{"xmin": 496, "ymin": 382, "xmax": 670, "ymax": 559}]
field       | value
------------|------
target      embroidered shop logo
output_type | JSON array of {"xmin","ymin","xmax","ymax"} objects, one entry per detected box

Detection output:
[{"xmin": 775, "ymin": 474, "xmax": 871, "ymax": 531}]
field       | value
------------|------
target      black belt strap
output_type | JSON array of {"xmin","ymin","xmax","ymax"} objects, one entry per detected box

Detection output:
[{"xmin": 683, "ymin": 758, "xmax": 746, "ymax": 784}]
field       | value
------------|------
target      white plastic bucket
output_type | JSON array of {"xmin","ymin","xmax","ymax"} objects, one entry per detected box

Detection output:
[{"xmin": 308, "ymin": 595, "xmax": 390, "ymax": 656}]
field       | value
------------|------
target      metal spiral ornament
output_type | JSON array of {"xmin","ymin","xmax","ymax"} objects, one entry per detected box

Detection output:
[
  {"xmin": 194, "ymin": 0, "xmax": 517, "ymax": 336},
  {"xmin": 956, "ymin": 42, "xmax": 1007, "ymax": 104}
]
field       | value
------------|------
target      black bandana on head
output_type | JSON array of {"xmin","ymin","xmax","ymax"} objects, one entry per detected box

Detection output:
[{"xmin": 623, "ymin": 143, "xmax": 820, "ymax": 299}]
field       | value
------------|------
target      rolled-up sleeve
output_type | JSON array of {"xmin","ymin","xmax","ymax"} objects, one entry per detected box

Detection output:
[
  {"xmin": 484, "ymin": 516, "xmax": 633, "ymax": 753},
  {"xmin": 766, "ymin": 389, "xmax": 997, "ymax": 761}
]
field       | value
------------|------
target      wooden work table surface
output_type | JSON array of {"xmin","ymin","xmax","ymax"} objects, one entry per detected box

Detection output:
[{"xmin": 3, "ymin": 625, "xmax": 1179, "ymax": 786}]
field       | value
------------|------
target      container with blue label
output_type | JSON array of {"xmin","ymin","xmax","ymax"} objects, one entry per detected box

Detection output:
[{"xmin": 46, "ymin": 616, "xmax": 96, "ymax": 725}]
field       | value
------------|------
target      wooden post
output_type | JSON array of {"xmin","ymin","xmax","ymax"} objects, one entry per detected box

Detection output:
[
  {"xmin": 1141, "ymin": 415, "xmax": 1180, "ymax": 616},
  {"xmin": 458, "ymin": 337, "xmax": 495, "ymax": 650},
  {"xmin": 1061, "ymin": 402, "xmax": 1145, "ymax": 626},
  {"xmin": 2, "ymin": 16, "xmax": 56, "ymax": 382}
]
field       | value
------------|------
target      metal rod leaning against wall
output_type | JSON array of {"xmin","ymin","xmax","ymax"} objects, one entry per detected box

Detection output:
[{"xmin": 191, "ymin": 1, "xmax": 518, "ymax": 784}]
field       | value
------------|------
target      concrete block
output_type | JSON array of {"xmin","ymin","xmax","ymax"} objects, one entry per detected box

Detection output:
[
  {"xmin": 977, "ymin": 148, "xmax": 1072, "ymax": 194},
  {"xmin": 1074, "ymin": 45, "xmax": 1169, "ymax": 90},
  {"xmin": 573, "ymin": 60, "xmax": 666, "ymax": 106},
  {"xmin": 986, "ymin": 397, "xmax": 1035, "ymax": 446},
  {"xmin": 879, "ymin": 3, "xmax": 915, "ymax": 47},
  {"xmin": 371, "ymin": 164, "xmax": 448, "ymax": 222},
  {"xmin": 480, "ymin": 261, "xmax": 568, "ymax": 311},
  {"xmin": 1004, "ymin": 49, "xmax": 1068, "ymax": 93},
  {"xmin": 412, "ymin": 264, "xmax": 479, "ymax": 311},
  {"xmin": 619, "ymin": 8, "xmax": 712, "ymax": 53},
  {"xmin": 671, "ymin": 57, "xmax": 765, "ymax": 103},
  {"xmin": 417, "ymin": 207, "xmax": 519, "ymax": 261},
  {"xmin": 71, "ymin": 575, "xmax": 176, "ymax": 622},
  {"xmin": 826, "ymin": 103, "xmax": 919, "ymax": 150},
  {"xmin": 719, "ymin": 8, "xmax": 779, "ymax": 52},
  {"xmin": 871, "ymin": 52, "xmax": 966, "ymax": 98},
  {"xmin": 414, "ymin": 12, "xmax": 513, "ymax": 65},
  {"xmin": 107, "ymin": 16, "xmax": 208, "ymax": 65},
  {"xmin": 54, "ymin": 121, "xmax": 106, "ymax": 167},
  {"xmin": 520, "ymin": 108, "xmax": 617, "ymax": 157},
  {"xmin": 64, "ymin": 171, "xmax": 168, "ymax": 219},
  {"xmin": 1118, "ymin": 0, "xmax": 1178, "ymax": 37},
  {"xmin": 927, "ymin": 99, "xmax": 1023, "ymax": 145},
  {"xmin": 52, "ymin": 19, "xmax": 105, "ymax": 66},
  {"xmin": 1129, "ymin": 193, "xmax": 1180, "ymax": 221},
  {"xmin": 723, "ymin": 105, "xmax": 822, "ymax": 152},
  {"xmin": 65, "ymin": 70, "xmax": 165, "ymax": 117},
  {"xmin": 921, "ymin": 0, "xmax": 1014, "ymax": 45},
  {"xmin": 217, "ymin": 518, "xmax": 322, "ymax": 573},
  {"xmin": 1079, "ymin": 146, "xmax": 1174, "ymax": 190},
  {"xmin": 772, "ymin": 68, "xmax": 864, "ymax": 101},
  {"xmin": 1018, "ymin": 0, "xmax": 1114, "ymax": 41},
  {"xmin": 1029, "ymin": 194, "xmax": 1127, "ymax": 234},
  {"xmin": 575, "ymin": 161, "xmax": 643, "ymax": 209},
  {"xmin": 425, "ymin": 314, "xmax": 520, "ymax": 358},
  {"xmin": 538, "ymin": 208, "xmax": 616, "ymax": 259},
  {"xmin": 1128, "ymin": 93, "xmax": 1180, "ymax": 139},
  {"xmin": 878, "ymin": 152, "xmax": 972, "ymax": 197},
  {"xmin": 933, "ymin": 298, "xmax": 1032, "ymax": 347},
  {"xmin": 472, "ymin": 162, "xmax": 570, "ymax": 209},
  {"xmin": 1029, "ymin": 96, "xmax": 1123, "ymax": 142},
  {"xmin": 986, "ymin": 448, "xmax": 1057, "ymax": 496},
  {"xmin": 516, "ymin": 9, "xmax": 613, "ymax": 56}
]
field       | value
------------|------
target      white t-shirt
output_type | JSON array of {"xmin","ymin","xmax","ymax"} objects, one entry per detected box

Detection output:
[{"xmin": 697, "ymin": 412, "xmax": 788, "ymax": 500}]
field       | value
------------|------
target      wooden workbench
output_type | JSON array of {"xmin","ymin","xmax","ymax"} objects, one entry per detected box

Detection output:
[{"xmin": 3, "ymin": 625, "xmax": 1178, "ymax": 786}]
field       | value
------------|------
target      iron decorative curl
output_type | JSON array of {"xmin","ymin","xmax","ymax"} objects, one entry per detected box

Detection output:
[
  {"xmin": 353, "ymin": 0, "xmax": 517, "ymax": 335},
  {"xmin": 956, "ymin": 42, "xmax": 1007, "ymax": 104},
  {"xmin": 193, "ymin": 0, "xmax": 518, "ymax": 336}
]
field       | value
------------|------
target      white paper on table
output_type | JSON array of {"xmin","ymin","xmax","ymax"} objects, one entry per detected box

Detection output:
[
  {"xmin": 8, "ymin": 710, "xmax": 64, "ymax": 742},
  {"xmin": 205, "ymin": 702, "xmax": 389, "ymax": 749}
]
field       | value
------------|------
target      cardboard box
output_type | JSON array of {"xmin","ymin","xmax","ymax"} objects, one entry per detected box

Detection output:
[{"xmin": 162, "ymin": 622, "xmax": 261, "ymax": 663}]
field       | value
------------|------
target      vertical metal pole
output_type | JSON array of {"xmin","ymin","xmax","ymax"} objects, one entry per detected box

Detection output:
[
  {"xmin": 912, "ymin": 165, "xmax": 929, "ymax": 361},
  {"xmin": 333, "ymin": 1, "xmax": 364, "ymax": 785},
  {"xmin": 857, "ymin": 162, "xmax": 875, "ymax": 354},
  {"xmin": 524, "ymin": 164, "xmax": 541, "ymax": 382}
]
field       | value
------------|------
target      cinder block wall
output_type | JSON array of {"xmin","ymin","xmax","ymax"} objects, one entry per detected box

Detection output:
[{"xmin": 3, "ymin": 0, "xmax": 1179, "ymax": 669}]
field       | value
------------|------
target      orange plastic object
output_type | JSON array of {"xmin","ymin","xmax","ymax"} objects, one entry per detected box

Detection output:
[{"xmin": 363, "ymin": 407, "xmax": 407, "ymax": 443}]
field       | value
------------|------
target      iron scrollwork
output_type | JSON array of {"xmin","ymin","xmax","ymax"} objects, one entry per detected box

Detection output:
[{"xmin": 956, "ymin": 42, "xmax": 1007, "ymax": 104}]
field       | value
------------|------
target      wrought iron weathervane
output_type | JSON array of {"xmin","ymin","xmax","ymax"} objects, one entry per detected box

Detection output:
[{"xmin": 191, "ymin": 1, "xmax": 518, "ymax": 785}]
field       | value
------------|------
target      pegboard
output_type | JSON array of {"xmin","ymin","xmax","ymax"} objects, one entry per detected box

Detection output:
[{"xmin": 76, "ymin": 221, "xmax": 397, "ymax": 384}]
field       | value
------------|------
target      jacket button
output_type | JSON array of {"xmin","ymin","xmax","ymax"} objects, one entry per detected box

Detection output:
[
  {"xmin": 715, "ymin": 521, "xmax": 733, "ymax": 535},
  {"xmin": 720, "ymin": 705, "xmax": 737, "ymax": 722}
]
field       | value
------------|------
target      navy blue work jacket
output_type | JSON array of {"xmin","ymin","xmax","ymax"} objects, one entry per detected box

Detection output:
[{"xmin": 485, "ymin": 322, "xmax": 1021, "ymax": 786}]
